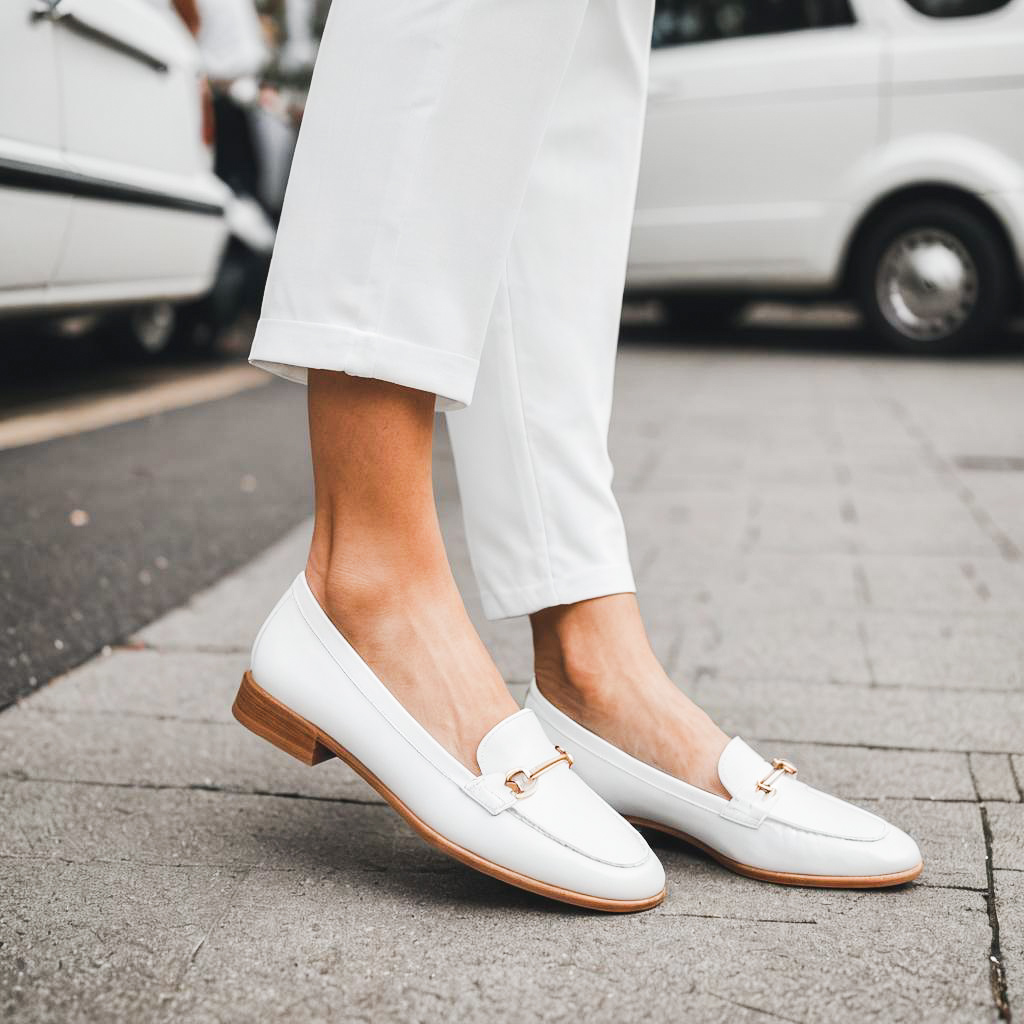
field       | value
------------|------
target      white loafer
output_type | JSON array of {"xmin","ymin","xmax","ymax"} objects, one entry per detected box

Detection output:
[
  {"xmin": 525, "ymin": 681, "xmax": 923, "ymax": 889},
  {"xmin": 232, "ymin": 573, "xmax": 665, "ymax": 912}
]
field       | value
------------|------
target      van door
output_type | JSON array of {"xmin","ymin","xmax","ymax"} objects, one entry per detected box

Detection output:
[
  {"xmin": 45, "ymin": 0, "xmax": 224, "ymax": 297},
  {"xmin": 0, "ymin": 1, "xmax": 71, "ymax": 301},
  {"xmin": 630, "ymin": 0, "xmax": 885, "ymax": 288}
]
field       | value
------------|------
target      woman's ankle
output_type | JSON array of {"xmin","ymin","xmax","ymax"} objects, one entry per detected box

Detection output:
[
  {"xmin": 530, "ymin": 594, "xmax": 658, "ymax": 708},
  {"xmin": 305, "ymin": 542, "xmax": 452, "ymax": 630}
]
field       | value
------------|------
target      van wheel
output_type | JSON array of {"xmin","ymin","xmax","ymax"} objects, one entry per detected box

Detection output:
[
  {"xmin": 855, "ymin": 201, "xmax": 1011, "ymax": 355},
  {"xmin": 113, "ymin": 302, "xmax": 177, "ymax": 360}
]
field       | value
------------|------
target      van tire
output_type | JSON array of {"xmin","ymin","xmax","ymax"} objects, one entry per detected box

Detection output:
[{"xmin": 854, "ymin": 201, "xmax": 1011, "ymax": 355}]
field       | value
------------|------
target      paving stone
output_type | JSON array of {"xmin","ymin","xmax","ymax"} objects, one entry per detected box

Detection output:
[
  {"xmin": 0, "ymin": 782, "xmax": 420, "ymax": 876},
  {"xmin": 995, "ymin": 870, "xmax": 1024, "ymax": 1018},
  {"xmin": 851, "ymin": 493, "xmax": 999, "ymax": 556},
  {"xmin": 23, "ymin": 648, "xmax": 244, "ymax": 722},
  {"xmin": 971, "ymin": 754, "xmax": 1022, "ymax": 802},
  {"xmin": 662, "ymin": 607, "xmax": 872, "ymax": 684},
  {"xmin": 0, "ymin": 702, "xmax": 378, "ymax": 804},
  {"xmin": 635, "ymin": 551, "xmax": 864, "ymax": 613},
  {"xmin": 160, "ymin": 871, "xmax": 995, "ymax": 1024},
  {"xmin": 619, "ymin": 491, "xmax": 748, "ymax": 555},
  {"xmin": 863, "ymin": 614, "xmax": 1024, "ymax": 691},
  {"xmin": 135, "ymin": 519, "xmax": 311, "ymax": 651},
  {"xmin": 986, "ymin": 804, "xmax": 1024, "ymax": 871},
  {"xmin": 858, "ymin": 556, "xmax": 1024, "ymax": 612},
  {"xmin": 691, "ymin": 677, "xmax": 1024, "ymax": 753},
  {"xmin": 0, "ymin": 858, "xmax": 243, "ymax": 1024}
]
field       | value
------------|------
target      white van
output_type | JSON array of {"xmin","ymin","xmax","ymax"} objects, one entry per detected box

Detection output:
[
  {"xmin": 0, "ymin": 0, "xmax": 228, "ymax": 352},
  {"xmin": 628, "ymin": 0, "xmax": 1024, "ymax": 353}
]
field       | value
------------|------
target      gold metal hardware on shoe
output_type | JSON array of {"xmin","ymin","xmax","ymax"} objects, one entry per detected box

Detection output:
[
  {"xmin": 505, "ymin": 746, "xmax": 574, "ymax": 797},
  {"xmin": 755, "ymin": 758, "xmax": 797, "ymax": 796}
]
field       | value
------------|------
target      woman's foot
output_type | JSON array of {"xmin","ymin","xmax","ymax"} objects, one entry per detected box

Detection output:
[
  {"xmin": 306, "ymin": 558, "xmax": 519, "ymax": 773},
  {"xmin": 531, "ymin": 593, "xmax": 731, "ymax": 799}
]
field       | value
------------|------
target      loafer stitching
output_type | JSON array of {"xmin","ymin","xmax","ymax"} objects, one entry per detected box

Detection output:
[{"xmin": 510, "ymin": 808, "xmax": 653, "ymax": 869}]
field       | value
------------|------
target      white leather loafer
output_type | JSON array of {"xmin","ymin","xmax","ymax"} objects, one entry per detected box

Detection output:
[
  {"xmin": 525, "ymin": 682, "xmax": 923, "ymax": 889},
  {"xmin": 232, "ymin": 573, "xmax": 665, "ymax": 912}
]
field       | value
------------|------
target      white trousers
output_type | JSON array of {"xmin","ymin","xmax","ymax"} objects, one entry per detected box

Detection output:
[{"xmin": 251, "ymin": 0, "xmax": 656, "ymax": 619}]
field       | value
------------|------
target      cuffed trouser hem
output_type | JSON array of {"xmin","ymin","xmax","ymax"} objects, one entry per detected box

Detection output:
[
  {"xmin": 479, "ymin": 564, "xmax": 637, "ymax": 621},
  {"xmin": 250, "ymin": 318, "xmax": 479, "ymax": 411}
]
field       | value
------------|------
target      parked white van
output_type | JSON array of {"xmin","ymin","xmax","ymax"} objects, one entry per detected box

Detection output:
[
  {"xmin": 0, "ymin": 0, "xmax": 228, "ymax": 353},
  {"xmin": 628, "ymin": 0, "xmax": 1024, "ymax": 353}
]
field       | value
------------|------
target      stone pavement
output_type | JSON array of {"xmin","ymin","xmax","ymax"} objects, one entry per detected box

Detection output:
[{"xmin": 2, "ymin": 340, "xmax": 1023, "ymax": 1023}]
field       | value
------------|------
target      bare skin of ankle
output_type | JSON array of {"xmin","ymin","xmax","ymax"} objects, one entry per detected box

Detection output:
[
  {"xmin": 304, "ymin": 370, "xmax": 518, "ymax": 773},
  {"xmin": 531, "ymin": 594, "xmax": 731, "ymax": 799}
]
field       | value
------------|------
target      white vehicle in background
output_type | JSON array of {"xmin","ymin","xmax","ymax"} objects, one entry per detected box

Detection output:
[
  {"xmin": 629, "ymin": 0, "xmax": 1024, "ymax": 353},
  {"xmin": 0, "ymin": 0, "xmax": 229, "ymax": 355}
]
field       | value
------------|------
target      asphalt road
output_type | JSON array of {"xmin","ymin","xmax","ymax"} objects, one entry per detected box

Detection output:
[{"xmin": 0, "ymin": 352, "xmax": 311, "ymax": 710}]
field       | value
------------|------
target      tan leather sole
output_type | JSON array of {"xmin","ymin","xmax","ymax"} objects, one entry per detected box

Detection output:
[
  {"xmin": 232, "ymin": 672, "xmax": 665, "ymax": 913},
  {"xmin": 627, "ymin": 816, "xmax": 923, "ymax": 889}
]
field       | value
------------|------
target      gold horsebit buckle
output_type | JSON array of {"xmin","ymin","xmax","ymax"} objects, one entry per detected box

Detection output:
[
  {"xmin": 755, "ymin": 758, "xmax": 797, "ymax": 796},
  {"xmin": 504, "ymin": 746, "xmax": 574, "ymax": 798}
]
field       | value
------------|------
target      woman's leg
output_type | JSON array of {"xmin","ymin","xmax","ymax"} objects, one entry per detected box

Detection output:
[
  {"xmin": 239, "ymin": 0, "xmax": 671, "ymax": 909},
  {"xmin": 304, "ymin": 371, "xmax": 517, "ymax": 772},
  {"xmin": 252, "ymin": 0, "xmax": 591, "ymax": 409},
  {"xmin": 250, "ymin": 1, "xmax": 593, "ymax": 770},
  {"xmin": 445, "ymin": 0, "xmax": 730, "ymax": 796}
]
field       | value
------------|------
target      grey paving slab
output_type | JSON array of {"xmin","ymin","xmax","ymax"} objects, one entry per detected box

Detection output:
[
  {"xmin": 23, "ymin": 648, "xmax": 245, "ymax": 722},
  {"xmin": 857, "ymin": 555, "xmax": 1024, "ymax": 613},
  {"xmin": 851, "ymin": 493, "xmax": 1001, "ymax": 557},
  {"xmin": 145, "ymin": 871, "xmax": 997, "ymax": 1024},
  {"xmin": 657, "ymin": 607, "xmax": 872, "ymax": 684},
  {"xmin": 996, "ymin": 870, "xmax": 1024, "ymax": 1018},
  {"xmin": 986, "ymin": 803, "xmax": 1024, "ymax": 871},
  {"xmin": 0, "ymin": 858, "xmax": 245, "ymax": 1024},
  {"xmin": 971, "ymin": 754, "xmax": 1023, "ymax": 803},
  {"xmin": 693, "ymin": 677, "xmax": 1024, "ymax": 753},
  {"xmin": 863, "ymin": 613, "xmax": 1024, "ymax": 691},
  {"xmin": 0, "ymin": 700, "xmax": 379, "ymax": 804},
  {"xmin": 636, "ymin": 552, "xmax": 864, "ymax": 611},
  {"xmin": 134, "ymin": 520, "xmax": 311, "ymax": 651}
]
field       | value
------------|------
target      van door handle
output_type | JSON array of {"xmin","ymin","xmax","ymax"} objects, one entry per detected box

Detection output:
[{"xmin": 30, "ymin": 0, "xmax": 169, "ymax": 73}]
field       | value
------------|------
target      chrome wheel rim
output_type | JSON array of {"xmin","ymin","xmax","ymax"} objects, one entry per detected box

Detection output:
[
  {"xmin": 130, "ymin": 302, "xmax": 176, "ymax": 354},
  {"xmin": 875, "ymin": 228, "xmax": 978, "ymax": 343}
]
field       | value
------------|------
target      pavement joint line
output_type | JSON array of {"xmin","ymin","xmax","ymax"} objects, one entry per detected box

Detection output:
[
  {"xmin": 1009, "ymin": 755, "xmax": 1024, "ymax": 802},
  {"xmin": 877, "ymin": 391, "xmax": 1022, "ymax": 563},
  {"xmin": 6, "ymin": 770, "xmax": 1015, "ymax": 811},
  {"xmin": 656, "ymin": 912, "xmax": 818, "ymax": 925},
  {"xmin": 513, "ymin": 674, "xmax": 1024, "ymax": 698},
  {"xmin": 917, "ymin": 884, "xmax": 989, "ymax": 894},
  {"xmin": 0, "ymin": 363, "xmax": 270, "ymax": 452},
  {"xmin": 754, "ymin": 737, "xmax": 1024, "ymax": 757},
  {"xmin": 704, "ymin": 990, "xmax": 805, "ymax": 1024},
  {"xmin": 980, "ymin": 805, "xmax": 1013, "ymax": 1021},
  {"xmin": 13, "ymin": 707, "xmax": 235, "ymax": 725},
  {"xmin": 0, "ymin": 773, "xmax": 387, "ymax": 806},
  {"xmin": 968, "ymin": 752, "xmax": 983, "ymax": 803}
]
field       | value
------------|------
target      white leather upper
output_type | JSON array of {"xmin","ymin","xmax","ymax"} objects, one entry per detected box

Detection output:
[
  {"xmin": 249, "ymin": 574, "xmax": 663, "ymax": 901},
  {"xmin": 525, "ymin": 681, "xmax": 922, "ymax": 880}
]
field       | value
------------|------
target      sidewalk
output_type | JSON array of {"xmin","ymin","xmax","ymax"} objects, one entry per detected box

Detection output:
[{"xmin": 3, "ymin": 341, "xmax": 1022, "ymax": 1023}]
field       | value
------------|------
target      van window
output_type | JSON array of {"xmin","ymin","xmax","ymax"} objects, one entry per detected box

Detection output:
[
  {"xmin": 652, "ymin": 0, "xmax": 855, "ymax": 49},
  {"xmin": 903, "ymin": 0, "xmax": 1012, "ymax": 15}
]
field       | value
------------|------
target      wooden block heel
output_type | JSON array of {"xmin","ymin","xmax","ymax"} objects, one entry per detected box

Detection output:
[{"xmin": 232, "ymin": 671, "xmax": 336, "ymax": 766}]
